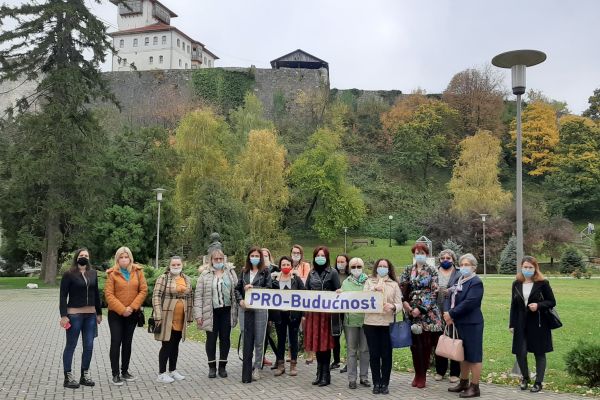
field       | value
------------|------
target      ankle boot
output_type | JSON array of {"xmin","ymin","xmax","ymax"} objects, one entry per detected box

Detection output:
[
  {"xmin": 289, "ymin": 360, "xmax": 298, "ymax": 376},
  {"xmin": 218, "ymin": 361, "xmax": 228, "ymax": 378},
  {"xmin": 312, "ymin": 362, "xmax": 323, "ymax": 385},
  {"xmin": 459, "ymin": 383, "xmax": 480, "ymax": 398},
  {"xmin": 208, "ymin": 362, "xmax": 217, "ymax": 378},
  {"xmin": 63, "ymin": 371, "xmax": 80, "ymax": 389},
  {"xmin": 274, "ymin": 360, "xmax": 286, "ymax": 376},
  {"xmin": 79, "ymin": 370, "xmax": 95, "ymax": 386},
  {"xmin": 318, "ymin": 363, "xmax": 330, "ymax": 386},
  {"xmin": 448, "ymin": 378, "xmax": 470, "ymax": 393}
]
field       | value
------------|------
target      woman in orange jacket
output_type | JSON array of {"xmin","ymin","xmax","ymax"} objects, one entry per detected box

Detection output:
[{"xmin": 105, "ymin": 246, "xmax": 148, "ymax": 386}]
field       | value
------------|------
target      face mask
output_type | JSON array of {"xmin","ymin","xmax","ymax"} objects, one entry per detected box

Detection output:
[
  {"xmin": 292, "ymin": 255, "xmax": 301, "ymax": 262},
  {"xmin": 314, "ymin": 256, "xmax": 326, "ymax": 266},
  {"xmin": 415, "ymin": 254, "xmax": 427, "ymax": 264},
  {"xmin": 281, "ymin": 266, "xmax": 293, "ymax": 275},
  {"xmin": 213, "ymin": 262, "xmax": 224, "ymax": 270},
  {"xmin": 522, "ymin": 270, "xmax": 534, "ymax": 278},
  {"xmin": 377, "ymin": 266, "xmax": 389, "ymax": 277},
  {"xmin": 336, "ymin": 264, "xmax": 345, "ymax": 272},
  {"xmin": 77, "ymin": 257, "xmax": 89, "ymax": 266},
  {"xmin": 440, "ymin": 260, "xmax": 453, "ymax": 269},
  {"xmin": 459, "ymin": 266, "xmax": 472, "ymax": 277},
  {"xmin": 170, "ymin": 267, "xmax": 182, "ymax": 275},
  {"xmin": 351, "ymin": 268, "xmax": 363, "ymax": 278},
  {"xmin": 250, "ymin": 256, "xmax": 261, "ymax": 266}
]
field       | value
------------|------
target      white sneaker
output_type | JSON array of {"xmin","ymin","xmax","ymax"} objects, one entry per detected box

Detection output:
[
  {"xmin": 252, "ymin": 369, "xmax": 261, "ymax": 381},
  {"xmin": 157, "ymin": 373, "xmax": 175, "ymax": 383},
  {"xmin": 449, "ymin": 376, "xmax": 460, "ymax": 383},
  {"xmin": 434, "ymin": 374, "xmax": 443, "ymax": 381},
  {"xmin": 170, "ymin": 370, "xmax": 185, "ymax": 381}
]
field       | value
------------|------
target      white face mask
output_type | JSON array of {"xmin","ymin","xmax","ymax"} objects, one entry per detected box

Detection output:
[
  {"xmin": 351, "ymin": 268, "xmax": 363, "ymax": 278},
  {"xmin": 292, "ymin": 255, "xmax": 301, "ymax": 262},
  {"xmin": 170, "ymin": 267, "xmax": 182, "ymax": 275}
]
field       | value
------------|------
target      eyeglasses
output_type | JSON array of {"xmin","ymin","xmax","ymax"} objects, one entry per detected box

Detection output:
[{"xmin": 349, "ymin": 265, "xmax": 362, "ymax": 269}]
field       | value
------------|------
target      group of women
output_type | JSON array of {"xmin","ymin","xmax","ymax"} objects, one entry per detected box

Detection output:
[{"xmin": 59, "ymin": 242, "xmax": 557, "ymax": 397}]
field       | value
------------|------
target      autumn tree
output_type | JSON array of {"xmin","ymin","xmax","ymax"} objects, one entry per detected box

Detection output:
[
  {"xmin": 442, "ymin": 66, "xmax": 505, "ymax": 135},
  {"xmin": 229, "ymin": 93, "xmax": 274, "ymax": 153},
  {"xmin": 510, "ymin": 101, "xmax": 559, "ymax": 177},
  {"xmin": 232, "ymin": 129, "xmax": 289, "ymax": 248},
  {"xmin": 449, "ymin": 130, "xmax": 511, "ymax": 215},
  {"xmin": 582, "ymin": 88, "xmax": 600, "ymax": 121},
  {"xmin": 380, "ymin": 90, "xmax": 431, "ymax": 147}
]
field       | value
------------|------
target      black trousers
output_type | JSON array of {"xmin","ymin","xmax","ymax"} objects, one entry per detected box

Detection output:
[
  {"xmin": 264, "ymin": 322, "xmax": 278, "ymax": 357},
  {"xmin": 363, "ymin": 324, "xmax": 392, "ymax": 386},
  {"xmin": 274, "ymin": 313, "xmax": 300, "ymax": 361},
  {"xmin": 433, "ymin": 331, "xmax": 461, "ymax": 377},
  {"xmin": 205, "ymin": 306, "xmax": 231, "ymax": 364},
  {"xmin": 242, "ymin": 309, "xmax": 256, "ymax": 383},
  {"xmin": 333, "ymin": 335, "xmax": 341, "ymax": 364},
  {"xmin": 516, "ymin": 339, "xmax": 547, "ymax": 383},
  {"xmin": 159, "ymin": 330, "xmax": 182, "ymax": 373},
  {"xmin": 108, "ymin": 310, "xmax": 137, "ymax": 377}
]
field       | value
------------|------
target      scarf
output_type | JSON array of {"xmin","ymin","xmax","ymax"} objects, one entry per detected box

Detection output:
[{"xmin": 449, "ymin": 273, "xmax": 476, "ymax": 309}]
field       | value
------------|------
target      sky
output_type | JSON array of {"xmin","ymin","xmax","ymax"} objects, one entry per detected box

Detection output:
[{"xmin": 4, "ymin": 0, "xmax": 600, "ymax": 114}]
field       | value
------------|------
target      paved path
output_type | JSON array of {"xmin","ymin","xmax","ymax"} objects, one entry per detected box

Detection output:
[{"xmin": 0, "ymin": 289, "xmax": 587, "ymax": 400}]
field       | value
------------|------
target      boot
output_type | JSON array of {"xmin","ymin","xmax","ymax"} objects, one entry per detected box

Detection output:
[
  {"xmin": 79, "ymin": 370, "xmax": 95, "ymax": 387},
  {"xmin": 312, "ymin": 362, "xmax": 323, "ymax": 385},
  {"xmin": 459, "ymin": 383, "xmax": 480, "ymax": 398},
  {"xmin": 274, "ymin": 360, "xmax": 285, "ymax": 376},
  {"xmin": 63, "ymin": 371, "xmax": 80, "ymax": 389},
  {"xmin": 289, "ymin": 360, "xmax": 298, "ymax": 376},
  {"xmin": 318, "ymin": 362, "xmax": 330, "ymax": 386},
  {"xmin": 416, "ymin": 372, "xmax": 426, "ymax": 389},
  {"xmin": 448, "ymin": 378, "xmax": 470, "ymax": 393},
  {"xmin": 208, "ymin": 362, "xmax": 217, "ymax": 379},
  {"xmin": 218, "ymin": 361, "xmax": 228, "ymax": 378}
]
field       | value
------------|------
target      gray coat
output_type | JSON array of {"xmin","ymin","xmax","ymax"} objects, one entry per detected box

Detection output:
[{"xmin": 193, "ymin": 264, "xmax": 239, "ymax": 332}]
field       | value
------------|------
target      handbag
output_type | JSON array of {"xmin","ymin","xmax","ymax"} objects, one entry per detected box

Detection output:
[
  {"xmin": 435, "ymin": 325, "xmax": 464, "ymax": 362},
  {"xmin": 389, "ymin": 313, "xmax": 412, "ymax": 348},
  {"xmin": 136, "ymin": 308, "xmax": 145, "ymax": 328},
  {"xmin": 148, "ymin": 275, "xmax": 166, "ymax": 334},
  {"xmin": 539, "ymin": 292, "xmax": 562, "ymax": 329}
]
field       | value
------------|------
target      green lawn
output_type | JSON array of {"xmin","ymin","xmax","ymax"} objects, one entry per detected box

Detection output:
[{"xmin": 0, "ymin": 277, "xmax": 54, "ymax": 289}]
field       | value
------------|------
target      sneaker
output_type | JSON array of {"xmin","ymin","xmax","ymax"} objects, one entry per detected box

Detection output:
[
  {"xmin": 170, "ymin": 370, "xmax": 185, "ymax": 381},
  {"xmin": 360, "ymin": 379, "xmax": 371, "ymax": 387},
  {"xmin": 349, "ymin": 381, "xmax": 357, "ymax": 389},
  {"xmin": 340, "ymin": 365, "xmax": 347, "ymax": 373},
  {"xmin": 434, "ymin": 374, "xmax": 444, "ymax": 381},
  {"xmin": 111, "ymin": 375, "xmax": 124, "ymax": 386},
  {"xmin": 121, "ymin": 372, "xmax": 136, "ymax": 382},
  {"xmin": 156, "ymin": 372, "xmax": 175, "ymax": 384},
  {"xmin": 252, "ymin": 368, "xmax": 261, "ymax": 381},
  {"xmin": 449, "ymin": 376, "xmax": 460, "ymax": 383},
  {"xmin": 79, "ymin": 370, "xmax": 95, "ymax": 387}
]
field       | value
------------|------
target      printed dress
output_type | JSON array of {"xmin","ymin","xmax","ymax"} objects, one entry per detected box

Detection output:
[{"xmin": 399, "ymin": 265, "xmax": 443, "ymax": 332}]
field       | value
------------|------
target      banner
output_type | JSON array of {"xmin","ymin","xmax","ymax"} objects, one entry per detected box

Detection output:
[{"xmin": 244, "ymin": 288, "xmax": 384, "ymax": 313}]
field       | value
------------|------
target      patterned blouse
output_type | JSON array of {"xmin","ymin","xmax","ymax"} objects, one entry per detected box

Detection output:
[{"xmin": 399, "ymin": 264, "xmax": 443, "ymax": 332}]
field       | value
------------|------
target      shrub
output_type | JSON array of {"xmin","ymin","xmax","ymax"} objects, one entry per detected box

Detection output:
[
  {"xmin": 499, "ymin": 235, "xmax": 517, "ymax": 274},
  {"xmin": 560, "ymin": 246, "xmax": 585, "ymax": 274},
  {"xmin": 394, "ymin": 225, "xmax": 409, "ymax": 245},
  {"xmin": 565, "ymin": 341, "xmax": 600, "ymax": 387}
]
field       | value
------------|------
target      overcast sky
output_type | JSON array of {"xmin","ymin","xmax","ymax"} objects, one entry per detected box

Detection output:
[{"xmin": 5, "ymin": 0, "xmax": 600, "ymax": 113}]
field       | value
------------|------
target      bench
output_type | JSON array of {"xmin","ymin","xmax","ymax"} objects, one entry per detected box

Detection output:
[{"xmin": 351, "ymin": 239, "xmax": 370, "ymax": 246}]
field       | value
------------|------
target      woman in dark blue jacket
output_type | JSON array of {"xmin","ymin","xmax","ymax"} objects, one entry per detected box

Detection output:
[{"xmin": 443, "ymin": 253, "xmax": 484, "ymax": 399}]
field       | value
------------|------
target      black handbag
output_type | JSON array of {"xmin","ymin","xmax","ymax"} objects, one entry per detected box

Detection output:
[
  {"xmin": 540, "ymin": 292, "xmax": 562, "ymax": 329},
  {"xmin": 148, "ymin": 275, "xmax": 166, "ymax": 334},
  {"xmin": 136, "ymin": 308, "xmax": 145, "ymax": 328}
]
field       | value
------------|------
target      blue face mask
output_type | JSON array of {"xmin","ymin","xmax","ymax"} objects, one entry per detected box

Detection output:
[
  {"xmin": 314, "ymin": 256, "xmax": 326, "ymax": 266},
  {"xmin": 440, "ymin": 260, "xmax": 453, "ymax": 269},
  {"xmin": 249, "ymin": 257, "xmax": 261, "ymax": 266},
  {"xmin": 213, "ymin": 262, "xmax": 224, "ymax": 270},
  {"xmin": 459, "ymin": 266, "xmax": 472, "ymax": 277},
  {"xmin": 336, "ymin": 264, "xmax": 345, "ymax": 271},
  {"xmin": 522, "ymin": 269, "xmax": 534, "ymax": 278},
  {"xmin": 415, "ymin": 254, "xmax": 427, "ymax": 264},
  {"xmin": 377, "ymin": 266, "xmax": 389, "ymax": 277}
]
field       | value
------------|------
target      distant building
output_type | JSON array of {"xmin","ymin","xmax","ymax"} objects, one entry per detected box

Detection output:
[
  {"xmin": 108, "ymin": 0, "xmax": 218, "ymax": 71},
  {"xmin": 270, "ymin": 49, "xmax": 329, "ymax": 71}
]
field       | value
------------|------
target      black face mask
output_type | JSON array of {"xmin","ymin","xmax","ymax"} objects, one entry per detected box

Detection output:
[{"xmin": 77, "ymin": 257, "xmax": 89, "ymax": 266}]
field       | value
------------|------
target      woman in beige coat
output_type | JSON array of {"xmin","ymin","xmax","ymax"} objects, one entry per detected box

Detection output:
[
  {"xmin": 194, "ymin": 249, "xmax": 239, "ymax": 379},
  {"xmin": 363, "ymin": 258, "xmax": 403, "ymax": 395},
  {"xmin": 152, "ymin": 256, "xmax": 194, "ymax": 383}
]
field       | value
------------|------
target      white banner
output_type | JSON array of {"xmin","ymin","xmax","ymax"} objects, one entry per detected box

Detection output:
[{"xmin": 244, "ymin": 288, "xmax": 384, "ymax": 313}]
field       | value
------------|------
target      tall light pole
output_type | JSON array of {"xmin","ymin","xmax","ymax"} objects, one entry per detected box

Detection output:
[
  {"xmin": 492, "ymin": 50, "xmax": 546, "ymax": 273},
  {"xmin": 343, "ymin": 227, "xmax": 348, "ymax": 254},
  {"xmin": 153, "ymin": 188, "xmax": 166, "ymax": 269},
  {"xmin": 479, "ymin": 214, "xmax": 489, "ymax": 277},
  {"xmin": 388, "ymin": 215, "xmax": 393, "ymax": 247},
  {"xmin": 180, "ymin": 225, "xmax": 187, "ymax": 257}
]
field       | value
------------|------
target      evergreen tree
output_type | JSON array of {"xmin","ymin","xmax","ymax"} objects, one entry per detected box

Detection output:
[
  {"xmin": 560, "ymin": 246, "xmax": 585, "ymax": 274},
  {"xmin": 441, "ymin": 239, "xmax": 464, "ymax": 259},
  {"xmin": 499, "ymin": 235, "xmax": 517, "ymax": 274}
]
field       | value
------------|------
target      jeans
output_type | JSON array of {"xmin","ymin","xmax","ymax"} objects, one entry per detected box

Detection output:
[
  {"xmin": 274, "ymin": 312, "xmax": 300, "ymax": 361},
  {"xmin": 108, "ymin": 310, "xmax": 137, "ymax": 377},
  {"xmin": 241, "ymin": 308, "xmax": 268, "ymax": 382},
  {"xmin": 363, "ymin": 324, "xmax": 392, "ymax": 386},
  {"xmin": 206, "ymin": 306, "xmax": 232, "ymax": 364},
  {"xmin": 344, "ymin": 325, "xmax": 369, "ymax": 382},
  {"xmin": 516, "ymin": 339, "xmax": 547, "ymax": 383},
  {"xmin": 63, "ymin": 313, "xmax": 97, "ymax": 373},
  {"xmin": 159, "ymin": 330, "xmax": 182, "ymax": 373}
]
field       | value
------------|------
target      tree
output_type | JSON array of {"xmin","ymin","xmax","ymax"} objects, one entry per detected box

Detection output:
[
  {"xmin": 380, "ymin": 90, "xmax": 431, "ymax": 147},
  {"xmin": 534, "ymin": 216, "xmax": 575, "ymax": 268},
  {"xmin": 449, "ymin": 130, "xmax": 511, "ymax": 216},
  {"xmin": 232, "ymin": 129, "xmax": 289, "ymax": 248},
  {"xmin": 526, "ymin": 89, "xmax": 569, "ymax": 116},
  {"xmin": 442, "ymin": 66, "xmax": 505, "ymax": 135},
  {"xmin": 582, "ymin": 88, "xmax": 600, "ymax": 120},
  {"xmin": 0, "ymin": 0, "xmax": 119, "ymax": 283},
  {"xmin": 441, "ymin": 239, "xmax": 464, "ymax": 259},
  {"xmin": 560, "ymin": 246, "xmax": 585, "ymax": 274},
  {"xmin": 510, "ymin": 101, "xmax": 559, "ymax": 177},
  {"xmin": 499, "ymin": 235, "xmax": 517, "ymax": 274},
  {"xmin": 229, "ymin": 93, "xmax": 274, "ymax": 153}
]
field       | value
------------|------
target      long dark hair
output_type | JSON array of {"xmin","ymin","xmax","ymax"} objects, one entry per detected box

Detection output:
[
  {"xmin": 312, "ymin": 246, "xmax": 330, "ymax": 268},
  {"xmin": 372, "ymin": 258, "xmax": 398, "ymax": 282},
  {"xmin": 243, "ymin": 246, "xmax": 265, "ymax": 273},
  {"xmin": 335, "ymin": 253, "xmax": 350, "ymax": 275},
  {"xmin": 69, "ymin": 248, "xmax": 91, "ymax": 275}
]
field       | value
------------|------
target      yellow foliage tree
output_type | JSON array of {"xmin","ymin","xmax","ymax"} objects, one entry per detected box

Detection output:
[
  {"xmin": 449, "ymin": 130, "xmax": 512, "ymax": 215},
  {"xmin": 232, "ymin": 129, "xmax": 290, "ymax": 248},
  {"xmin": 510, "ymin": 101, "xmax": 559, "ymax": 176},
  {"xmin": 380, "ymin": 90, "xmax": 432, "ymax": 146}
]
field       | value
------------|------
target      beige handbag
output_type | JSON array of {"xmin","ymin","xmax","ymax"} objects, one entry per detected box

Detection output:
[{"xmin": 435, "ymin": 325, "xmax": 464, "ymax": 362}]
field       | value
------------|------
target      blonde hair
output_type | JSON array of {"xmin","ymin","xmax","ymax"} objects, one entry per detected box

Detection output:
[
  {"xmin": 349, "ymin": 257, "xmax": 365, "ymax": 268},
  {"xmin": 113, "ymin": 246, "xmax": 134, "ymax": 272}
]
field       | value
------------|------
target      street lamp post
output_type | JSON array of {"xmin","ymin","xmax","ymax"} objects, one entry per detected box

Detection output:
[
  {"xmin": 492, "ymin": 50, "xmax": 546, "ymax": 273},
  {"xmin": 479, "ymin": 214, "xmax": 489, "ymax": 277},
  {"xmin": 153, "ymin": 188, "xmax": 166, "ymax": 269},
  {"xmin": 388, "ymin": 215, "xmax": 393, "ymax": 247},
  {"xmin": 180, "ymin": 225, "xmax": 187, "ymax": 256},
  {"xmin": 343, "ymin": 227, "xmax": 348, "ymax": 254}
]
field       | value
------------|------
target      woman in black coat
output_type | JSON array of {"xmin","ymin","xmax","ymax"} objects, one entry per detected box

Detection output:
[{"xmin": 509, "ymin": 256, "xmax": 556, "ymax": 393}]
